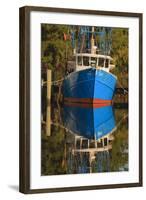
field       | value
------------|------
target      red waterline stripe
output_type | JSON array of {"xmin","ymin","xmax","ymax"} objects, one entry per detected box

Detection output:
[
  {"xmin": 64, "ymin": 102, "xmax": 112, "ymax": 108},
  {"xmin": 64, "ymin": 97, "xmax": 112, "ymax": 104}
]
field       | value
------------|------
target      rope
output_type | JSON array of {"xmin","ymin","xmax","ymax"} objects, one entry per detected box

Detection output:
[
  {"xmin": 52, "ymin": 78, "xmax": 64, "ymax": 85},
  {"xmin": 51, "ymin": 122, "xmax": 76, "ymax": 135},
  {"xmin": 42, "ymin": 78, "xmax": 64, "ymax": 86},
  {"xmin": 116, "ymin": 113, "xmax": 128, "ymax": 129},
  {"xmin": 117, "ymin": 80, "xmax": 128, "ymax": 94}
]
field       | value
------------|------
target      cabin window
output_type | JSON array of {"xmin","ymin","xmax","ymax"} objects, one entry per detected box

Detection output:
[
  {"xmin": 104, "ymin": 138, "xmax": 108, "ymax": 146},
  {"xmin": 98, "ymin": 58, "xmax": 104, "ymax": 67},
  {"xmin": 83, "ymin": 56, "xmax": 89, "ymax": 66},
  {"xmin": 77, "ymin": 56, "xmax": 82, "ymax": 66},
  {"xmin": 90, "ymin": 57, "xmax": 97, "ymax": 67},
  {"xmin": 105, "ymin": 59, "xmax": 109, "ymax": 68}
]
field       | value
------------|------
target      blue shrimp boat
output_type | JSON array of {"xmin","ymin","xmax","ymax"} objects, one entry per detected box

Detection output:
[
  {"xmin": 62, "ymin": 27, "xmax": 117, "ymax": 139},
  {"xmin": 62, "ymin": 27, "xmax": 117, "ymax": 106}
]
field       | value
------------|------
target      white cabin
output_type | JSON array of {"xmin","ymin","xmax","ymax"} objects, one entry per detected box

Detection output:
[
  {"xmin": 74, "ymin": 53, "xmax": 115, "ymax": 72},
  {"xmin": 67, "ymin": 27, "xmax": 115, "ymax": 74}
]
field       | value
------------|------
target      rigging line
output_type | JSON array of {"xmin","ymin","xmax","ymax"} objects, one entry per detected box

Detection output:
[
  {"xmin": 51, "ymin": 78, "xmax": 65, "ymax": 85},
  {"xmin": 116, "ymin": 113, "xmax": 128, "ymax": 129},
  {"xmin": 51, "ymin": 122, "xmax": 79, "ymax": 136},
  {"xmin": 117, "ymin": 79, "xmax": 128, "ymax": 94},
  {"xmin": 42, "ymin": 77, "xmax": 65, "ymax": 86}
]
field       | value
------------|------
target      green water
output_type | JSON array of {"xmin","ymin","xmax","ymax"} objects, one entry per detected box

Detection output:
[{"xmin": 41, "ymin": 106, "xmax": 128, "ymax": 175}]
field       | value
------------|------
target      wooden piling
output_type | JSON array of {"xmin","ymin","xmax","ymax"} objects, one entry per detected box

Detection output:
[{"xmin": 46, "ymin": 69, "xmax": 52, "ymax": 136}]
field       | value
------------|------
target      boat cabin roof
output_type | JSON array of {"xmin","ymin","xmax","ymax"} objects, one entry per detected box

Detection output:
[{"xmin": 75, "ymin": 53, "xmax": 113, "ymax": 60}]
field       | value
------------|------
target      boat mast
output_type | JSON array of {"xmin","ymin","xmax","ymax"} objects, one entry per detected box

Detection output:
[{"xmin": 91, "ymin": 27, "xmax": 96, "ymax": 54}]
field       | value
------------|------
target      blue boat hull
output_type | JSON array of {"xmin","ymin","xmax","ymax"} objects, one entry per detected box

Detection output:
[
  {"xmin": 62, "ymin": 68, "xmax": 117, "ymax": 100},
  {"xmin": 62, "ymin": 105, "xmax": 116, "ymax": 140}
]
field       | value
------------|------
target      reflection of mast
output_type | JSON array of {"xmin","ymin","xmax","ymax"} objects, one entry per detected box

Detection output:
[
  {"xmin": 46, "ymin": 70, "xmax": 52, "ymax": 136},
  {"xmin": 72, "ymin": 133, "xmax": 114, "ymax": 173},
  {"xmin": 89, "ymin": 151, "xmax": 96, "ymax": 173}
]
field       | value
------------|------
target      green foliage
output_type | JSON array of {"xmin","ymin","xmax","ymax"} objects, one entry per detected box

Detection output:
[
  {"xmin": 111, "ymin": 29, "xmax": 128, "ymax": 69},
  {"xmin": 41, "ymin": 24, "xmax": 72, "ymax": 81},
  {"xmin": 41, "ymin": 126, "xmax": 66, "ymax": 175},
  {"xmin": 110, "ymin": 109, "xmax": 128, "ymax": 171},
  {"xmin": 111, "ymin": 29, "xmax": 128, "ymax": 88}
]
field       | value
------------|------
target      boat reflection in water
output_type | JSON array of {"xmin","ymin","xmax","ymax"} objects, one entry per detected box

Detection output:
[
  {"xmin": 62, "ymin": 103, "xmax": 116, "ymax": 173},
  {"xmin": 63, "ymin": 104, "xmax": 116, "ymax": 140}
]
